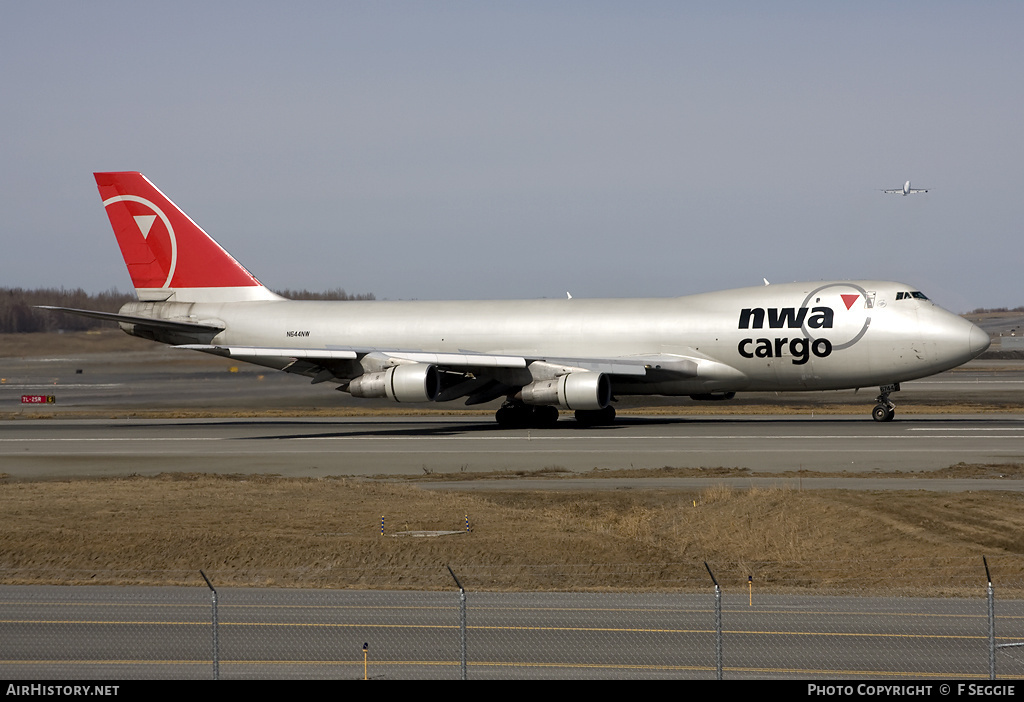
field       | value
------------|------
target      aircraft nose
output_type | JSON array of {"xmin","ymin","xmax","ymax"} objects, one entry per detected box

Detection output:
[
  {"xmin": 925, "ymin": 310, "xmax": 990, "ymax": 370},
  {"xmin": 969, "ymin": 322, "xmax": 991, "ymax": 357}
]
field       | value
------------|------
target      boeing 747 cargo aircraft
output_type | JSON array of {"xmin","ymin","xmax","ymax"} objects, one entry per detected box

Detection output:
[{"xmin": 42, "ymin": 172, "xmax": 989, "ymax": 426}]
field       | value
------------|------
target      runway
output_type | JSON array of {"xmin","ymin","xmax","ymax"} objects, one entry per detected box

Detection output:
[
  {"xmin": 3, "ymin": 413, "xmax": 1024, "ymax": 482},
  {"xmin": 4, "ymin": 351, "xmax": 1024, "ymax": 415},
  {"xmin": 3, "ymin": 349, "xmax": 1024, "ymax": 482}
]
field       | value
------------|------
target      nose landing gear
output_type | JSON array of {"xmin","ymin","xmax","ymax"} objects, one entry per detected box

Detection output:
[{"xmin": 871, "ymin": 383, "xmax": 900, "ymax": 422}]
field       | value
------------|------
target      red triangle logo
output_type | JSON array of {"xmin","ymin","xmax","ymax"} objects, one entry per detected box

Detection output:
[{"xmin": 841, "ymin": 294, "xmax": 860, "ymax": 310}]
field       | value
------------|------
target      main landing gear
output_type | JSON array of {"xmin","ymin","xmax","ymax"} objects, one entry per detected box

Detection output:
[
  {"xmin": 494, "ymin": 401, "xmax": 618, "ymax": 428},
  {"xmin": 871, "ymin": 383, "xmax": 900, "ymax": 422},
  {"xmin": 573, "ymin": 406, "xmax": 616, "ymax": 427},
  {"xmin": 495, "ymin": 401, "xmax": 560, "ymax": 428}
]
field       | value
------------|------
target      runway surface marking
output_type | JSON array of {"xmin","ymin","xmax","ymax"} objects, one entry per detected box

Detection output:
[
  {"xmin": 0, "ymin": 616, "xmax": 999, "ymax": 643},
  {"xmin": 6, "ymin": 601, "xmax": 1019, "ymax": 621},
  {"xmin": 5, "ymin": 432, "xmax": 1024, "ymax": 442},
  {"xmin": 910, "ymin": 380, "xmax": 1024, "ymax": 384},
  {"xmin": 910, "ymin": 427, "xmax": 1024, "ymax": 431}
]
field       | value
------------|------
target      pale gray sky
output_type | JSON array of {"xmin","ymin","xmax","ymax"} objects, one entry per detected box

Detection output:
[{"xmin": 2, "ymin": 1, "xmax": 1021, "ymax": 312}]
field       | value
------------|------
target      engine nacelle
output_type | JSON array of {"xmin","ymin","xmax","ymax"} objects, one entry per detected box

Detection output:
[
  {"xmin": 520, "ymin": 372, "xmax": 611, "ymax": 410},
  {"xmin": 348, "ymin": 364, "xmax": 440, "ymax": 403}
]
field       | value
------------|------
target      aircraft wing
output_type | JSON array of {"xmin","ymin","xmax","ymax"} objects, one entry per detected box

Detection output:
[{"xmin": 176, "ymin": 344, "xmax": 740, "ymax": 382}]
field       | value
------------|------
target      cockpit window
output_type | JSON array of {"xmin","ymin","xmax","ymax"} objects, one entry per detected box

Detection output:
[
  {"xmin": 895, "ymin": 291, "xmax": 929, "ymax": 301},
  {"xmin": 911, "ymin": 291, "xmax": 928, "ymax": 300}
]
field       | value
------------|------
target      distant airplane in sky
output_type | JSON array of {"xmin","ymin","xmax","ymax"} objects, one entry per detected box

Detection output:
[{"xmin": 883, "ymin": 180, "xmax": 929, "ymax": 196}]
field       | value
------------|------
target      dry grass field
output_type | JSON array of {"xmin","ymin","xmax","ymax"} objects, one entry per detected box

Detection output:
[{"xmin": 1, "ymin": 468, "xmax": 1023, "ymax": 595}]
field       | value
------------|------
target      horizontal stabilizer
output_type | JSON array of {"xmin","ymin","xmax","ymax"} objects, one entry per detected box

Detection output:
[{"xmin": 36, "ymin": 306, "xmax": 225, "ymax": 333}]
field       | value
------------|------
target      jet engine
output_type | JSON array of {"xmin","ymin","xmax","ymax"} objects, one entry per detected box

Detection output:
[
  {"xmin": 519, "ymin": 372, "xmax": 611, "ymax": 410},
  {"xmin": 348, "ymin": 364, "xmax": 440, "ymax": 402}
]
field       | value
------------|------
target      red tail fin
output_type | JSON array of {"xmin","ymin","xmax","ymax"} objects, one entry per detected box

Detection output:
[{"xmin": 95, "ymin": 172, "xmax": 279, "ymax": 302}]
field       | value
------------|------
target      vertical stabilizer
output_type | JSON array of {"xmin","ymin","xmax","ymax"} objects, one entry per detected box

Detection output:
[{"xmin": 95, "ymin": 172, "xmax": 280, "ymax": 302}]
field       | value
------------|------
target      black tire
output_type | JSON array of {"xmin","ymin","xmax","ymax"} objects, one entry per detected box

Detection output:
[
  {"xmin": 532, "ymin": 405, "xmax": 559, "ymax": 428},
  {"xmin": 575, "ymin": 406, "xmax": 616, "ymax": 427},
  {"xmin": 495, "ymin": 406, "xmax": 515, "ymax": 427}
]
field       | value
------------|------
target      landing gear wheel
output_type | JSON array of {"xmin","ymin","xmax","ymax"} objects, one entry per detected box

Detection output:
[
  {"xmin": 533, "ymin": 405, "xmax": 560, "ymax": 428},
  {"xmin": 871, "ymin": 404, "xmax": 895, "ymax": 422},
  {"xmin": 495, "ymin": 405, "xmax": 519, "ymax": 428},
  {"xmin": 574, "ymin": 405, "xmax": 616, "ymax": 427},
  {"xmin": 871, "ymin": 384, "xmax": 899, "ymax": 422},
  {"xmin": 495, "ymin": 401, "xmax": 560, "ymax": 428}
]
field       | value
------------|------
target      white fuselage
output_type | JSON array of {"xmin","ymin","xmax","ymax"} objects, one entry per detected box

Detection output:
[{"xmin": 121, "ymin": 279, "xmax": 989, "ymax": 399}]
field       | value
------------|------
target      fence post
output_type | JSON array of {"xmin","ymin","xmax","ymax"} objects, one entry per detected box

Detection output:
[
  {"xmin": 985, "ymin": 557, "xmax": 995, "ymax": 680},
  {"xmin": 447, "ymin": 565, "xmax": 467, "ymax": 680},
  {"xmin": 200, "ymin": 570, "xmax": 219, "ymax": 681},
  {"xmin": 705, "ymin": 561, "xmax": 722, "ymax": 680}
]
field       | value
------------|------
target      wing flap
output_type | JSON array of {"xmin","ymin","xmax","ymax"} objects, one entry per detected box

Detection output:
[
  {"xmin": 382, "ymin": 351, "xmax": 527, "ymax": 368},
  {"xmin": 542, "ymin": 355, "xmax": 693, "ymax": 377},
  {"xmin": 176, "ymin": 344, "xmax": 357, "ymax": 359}
]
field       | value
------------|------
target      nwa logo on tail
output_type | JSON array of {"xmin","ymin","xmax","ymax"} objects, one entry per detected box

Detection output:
[{"xmin": 102, "ymin": 195, "xmax": 178, "ymax": 289}]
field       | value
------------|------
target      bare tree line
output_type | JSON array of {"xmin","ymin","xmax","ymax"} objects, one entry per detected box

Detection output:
[
  {"xmin": 968, "ymin": 306, "xmax": 1024, "ymax": 315},
  {"xmin": 273, "ymin": 288, "xmax": 375, "ymax": 302},
  {"xmin": 0, "ymin": 287, "xmax": 374, "ymax": 334}
]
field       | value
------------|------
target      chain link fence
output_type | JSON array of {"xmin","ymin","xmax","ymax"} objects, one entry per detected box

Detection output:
[{"xmin": 2, "ymin": 562, "xmax": 1024, "ymax": 680}]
